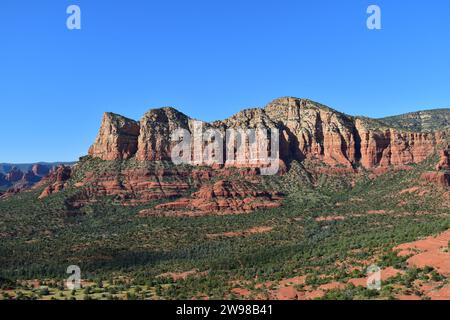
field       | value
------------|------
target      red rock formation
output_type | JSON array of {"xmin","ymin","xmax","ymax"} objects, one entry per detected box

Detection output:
[
  {"xmin": 420, "ymin": 172, "xmax": 450, "ymax": 188},
  {"xmin": 38, "ymin": 166, "xmax": 72, "ymax": 199},
  {"xmin": 263, "ymin": 98, "xmax": 357, "ymax": 167},
  {"xmin": 88, "ymin": 98, "xmax": 447, "ymax": 171},
  {"xmin": 32, "ymin": 164, "xmax": 50, "ymax": 176},
  {"xmin": 136, "ymin": 107, "xmax": 200, "ymax": 161},
  {"xmin": 5, "ymin": 167, "xmax": 24, "ymax": 182},
  {"xmin": 78, "ymin": 168, "xmax": 191, "ymax": 204},
  {"xmin": 436, "ymin": 147, "xmax": 450, "ymax": 171},
  {"xmin": 355, "ymin": 120, "xmax": 442, "ymax": 168},
  {"xmin": 88, "ymin": 112, "xmax": 140, "ymax": 160},
  {"xmin": 154, "ymin": 180, "xmax": 282, "ymax": 214},
  {"xmin": 22, "ymin": 170, "xmax": 40, "ymax": 183}
]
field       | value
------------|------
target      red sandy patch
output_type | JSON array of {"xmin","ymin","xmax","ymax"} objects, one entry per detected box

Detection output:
[
  {"xmin": 231, "ymin": 288, "xmax": 252, "ymax": 297},
  {"xmin": 279, "ymin": 276, "xmax": 306, "ymax": 287},
  {"xmin": 399, "ymin": 187, "xmax": 420, "ymax": 195},
  {"xmin": 366, "ymin": 210, "xmax": 386, "ymax": 215},
  {"xmin": 319, "ymin": 282, "xmax": 346, "ymax": 291},
  {"xmin": 315, "ymin": 216, "xmax": 345, "ymax": 222},
  {"xmin": 426, "ymin": 284, "xmax": 450, "ymax": 300},
  {"xmin": 394, "ymin": 229, "xmax": 450, "ymax": 277},
  {"xmin": 277, "ymin": 286, "xmax": 300, "ymax": 300},
  {"xmin": 274, "ymin": 276, "xmax": 345, "ymax": 300},
  {"xmin": 207, "ymin": 226, "xmax": 273, "ymax": 239},
  {"xmin": 397, "ymin": 294, "xmax": 422, "ymax": 300},
  {"xmin": 348, "ymin": 267, "xmax": 404, "ymax": 287}
]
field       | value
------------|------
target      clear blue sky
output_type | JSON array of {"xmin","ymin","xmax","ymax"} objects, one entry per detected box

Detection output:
[{"xmin": 1, "ymin": 0, "xmax": 450, "ymax": 163}]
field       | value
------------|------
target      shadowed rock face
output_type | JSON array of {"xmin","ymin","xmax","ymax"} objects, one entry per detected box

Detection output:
[
  {"xmin": 88, "ymin": 97, "xmax": 449, "ymax": 170},
  {"xmin": 5, "ymin": 167, "xmax": 24, "ymax": 183},
  {"xmin": 436, "ymin": 147, "xmax": 450, "ymax": 170},
  {"xmin": 420, "ymin": 171, "xmax": 450, "ymax": 187}
]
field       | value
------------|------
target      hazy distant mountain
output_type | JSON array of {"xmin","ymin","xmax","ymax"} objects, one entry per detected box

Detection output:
[
  {"xmin": 0, "ymin": 162, "xmax": 74, "ymax": 174},
  {"xmin": 0, "ymin": 162, "xmax": 74, "ymax": 191}
]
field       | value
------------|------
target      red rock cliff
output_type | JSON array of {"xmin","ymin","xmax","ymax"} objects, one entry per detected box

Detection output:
[
  {"xmin": 88, "ymin": 112, "xmax": 140, "ymax": 160},
  {"xmin": 88, "ymin": 98, "xmax": 447, "ymax": 170}
]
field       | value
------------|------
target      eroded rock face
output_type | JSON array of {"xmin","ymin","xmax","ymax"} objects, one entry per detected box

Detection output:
[
  {"xmin": 5, "ymin": 167, "xmax": 24, "ymax": 182},
  {"xmin": 88, "ymin": 112, "xmax": 140, "ymax": 160},
  {"xmin": 32, "ymin": 164, "xmax": 50, "ymax": 176},
  {"xmin": 136, "ymin": 107, "xmax": 200, "ymax": 161},
  {"xmin": 88, "ymin": 97, "xmax": 447, "ymax": 170},
  {"xmin": 421, "ymin": 172, "xmax": 450, "ymax": 188},
  {"xmin": 355, "ymin": 120, "xmax": 443, "ymax": 168},
  {"xmin": 152, "ymin": 180, "xmax": 282, "ymax": 214},
  {"xmin": 38, "ymin": 166, "xmax": 72, "ymax": 199},
  {"xmin": 74, "ymin": 167, "xmax": 192, "ymax": 205},
  {"xmin": 436, "ymin": 147, "xmax": 450, "ymax": 171}
]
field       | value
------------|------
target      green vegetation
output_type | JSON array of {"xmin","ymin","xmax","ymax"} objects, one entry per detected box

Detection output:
[
  {"xmin": 0, "ymin": 155, "xmax": 448, "ymax": 300},
  {"xmin": 379, "ymin": 108, "xmax": 450, "ymax": 132}
]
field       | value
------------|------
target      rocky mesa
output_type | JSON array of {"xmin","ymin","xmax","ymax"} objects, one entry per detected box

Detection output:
[
  {"xmin": 33, "ymin": 98, "xmax": 450, "ymax": 214},
  {"xmin": 88, "ymin": 97, "xmax": 449, "ymax": 170}
]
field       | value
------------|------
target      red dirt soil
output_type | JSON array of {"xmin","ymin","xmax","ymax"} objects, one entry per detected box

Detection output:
[{"xmin": 394, "ymin": 229, "xmax": 450, "ymax": 277}]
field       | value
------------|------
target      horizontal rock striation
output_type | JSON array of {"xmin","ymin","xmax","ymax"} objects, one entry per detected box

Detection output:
[
  {"xmin": 148, "ymin": 180, "xmax": 282, "ymax": 215},
  {"xmin": 89, "ymin": 97, "xmax": 448, "ymax": 170},
  {"xmin": 38, "ymin": 166, "xmax": 72, "ymax": 199}
]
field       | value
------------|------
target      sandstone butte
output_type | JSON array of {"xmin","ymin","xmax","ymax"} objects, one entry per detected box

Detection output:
[
  {"xmin": 36, "ymin": 97, "xmax": 450, "ymax": 213},
  {"xmin": 88, "ymin": 97, "xmax": 449, "ymax": 170}
]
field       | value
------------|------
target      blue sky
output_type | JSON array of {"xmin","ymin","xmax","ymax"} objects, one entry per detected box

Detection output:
[{"xmin": 1, "ymin": 0, "xmax": 450, "ymax": 163}]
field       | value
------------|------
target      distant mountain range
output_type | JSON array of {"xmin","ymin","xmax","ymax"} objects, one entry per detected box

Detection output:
[
  {"xmin": 0, "ymin": 162, "xmax": 74, "ymax": 175},
  {"xmin": 0, "ymin": 162, "xmax": 74, "ymax": 191}
]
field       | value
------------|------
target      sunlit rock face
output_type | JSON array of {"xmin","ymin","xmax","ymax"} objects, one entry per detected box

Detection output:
[{"xmin": 88, "ymin": 97, "xmax": 447, "ymax": 170}]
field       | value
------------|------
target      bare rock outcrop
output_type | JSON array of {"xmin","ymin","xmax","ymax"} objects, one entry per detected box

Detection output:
[
  {"xmin": 32, "ymin": 164, "xmax": 50, "ymax": 176},
  {"xmin": 136, "ymin": 107, "xmax": 200, "ymax": 161},
  {"xmin": 355, "ymin": 119, "xmax": 442, "ymax": 168},
  {"xmin": 88, "ymin": 97, "xmax": 447, "ymax": 171},
  {"xmin": 38, "ymin": 166, "xmax": 72, "ymax": 199},
  {"xmin": 5, "ymin": 167, "xmax": 24, "ymax": 183},
  {"xmin": 436, "ymin": 147, "xmax": 450, "ymax": 171},
  {"xmin": 88, "ymin": 112, "xmax": 140, "ymax": 160},
  {"xmin": 154, "ymin": 180, "xmax": 282, "ymax": 214},
  {"xmin": 420, "ymin": 172, "xmax": 450, "ymax": 188}
]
